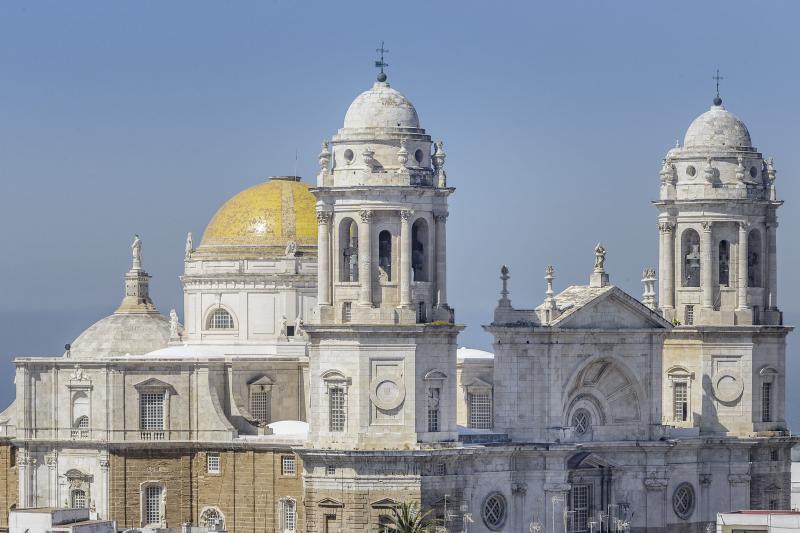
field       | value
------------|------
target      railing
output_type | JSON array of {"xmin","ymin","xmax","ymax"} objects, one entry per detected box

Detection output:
[
  {"xmin": 140, "ymin": 431, "xmax": 166, "ymax": 441},
  {"xmin": 70, "ymin": 429, "xmax": 90, "ymax": 440}
]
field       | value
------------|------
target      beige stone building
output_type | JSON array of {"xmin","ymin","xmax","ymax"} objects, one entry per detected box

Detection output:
[{"xmin": 0, "ymin": 67, "xmax": 793, "ymax": 533}]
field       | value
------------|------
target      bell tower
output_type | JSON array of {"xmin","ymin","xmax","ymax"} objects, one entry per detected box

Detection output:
[{"xmin": 306, "ymin": 66, "xmax": 460, "ymax": 450}]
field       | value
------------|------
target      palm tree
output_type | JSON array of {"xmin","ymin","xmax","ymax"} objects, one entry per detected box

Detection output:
[{"xmin": 381, "ymin": 501, "xmax": 440, "ymax": 533}]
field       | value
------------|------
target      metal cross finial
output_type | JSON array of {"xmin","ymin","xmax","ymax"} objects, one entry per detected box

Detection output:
[
  {"xmin": 375, "ymin": 41, "xmax": 389, "ymax": 78},
  {"xmin": 713, "ymin": 69, "xmax": 724, "ymax": 98}
]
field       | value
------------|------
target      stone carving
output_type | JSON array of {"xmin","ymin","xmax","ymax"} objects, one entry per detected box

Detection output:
[
  {"xmin": 736, "ymin": 155, "xmax": 746, "ymax": 183},
  {"xmin": 701, "ymin": 221, "xmax": 712, "ymax": 232},
  {"xmin": 704, "ymin": 157, "xmax": 715, "ymax": 183},
  {"xmin": 362, "ymin": 146, "xmax": 376, "ymax": 170},
  {"xmin": 316, "ymin": 211, "xmax": 331, "ymax": 225},
  {"xmin": 544, "ymin": 266, "xmax": 556, "ymax": 311},
  {"xmin": 432, "ymin": 140, "xmax": 447, "ymax": 187},
  {"xmin": 738, "ymin": 220, "xmax": 750, "ymax": 231},
  {"xmin": 659, "ymin": 158, "xmax": 676, "ymax": 185},
  {"xmin": 397, "ymin": 140, "xmax": 409, "ymax": 169},
  {"xmin": 318, "ymin": 140, "xmax": 330, "ymax": 172},
  {"xmin": 400, "ymin": 209, "xmax": 413, "ymax": 221},
  {"xmin": 285, "ymin": 240, "xmax": 298, "ymax": 257},
  {"xmin": 658, "ymin": 221, "xmax": 675, "ymax": 233},
  {"xmin": 594, "ymin": 243, "xmax": 606, "ymax": 272},
  {"xmin": 131, "ymin": 234, "xmax": 142, "ymax": 270},
  {"xmin": 294, "ymin": 316, "xmax": 305, "ymax": 339},
  {"xmin": 279, "ymin": 315, "xmax": 288, "ymax": 339},
  {"xmin": 700, "ymin": 473, "xmax": 712, "ymax": 486},
  {"xmin": 711, "ymin": 370, "xmax": 744, "ymax": 403},
  {"xmin": 644, "ymin": 471, "xmax": 669, "ymax": 491},
  {"xmin": 70, "ymin": 365, "xmax": 86, "ymax": 381},
  {"xmin": 45, "ymin": 451, "xmax": 58, "ymax": 469},
  {"xmin": 169, "ymin": 309, "xmax": 180, "ymax": 340},
  {"xmin": 185, "ymin": 232, "xmax": 193, "ymax": 259},
  {"xmin": 642, "ymin": 268, "xmax": 657, "ymax": 309},
  {"xmin": 511, "ymin": 482, "xmax": 528, "ymax": 495},
  {"xmin": 359, "ymin": 209, "xmax": 373, "ymax": 223},
  {"xmin": 498, "ymin": 265, "xmax": 511, "ymax": 308}
]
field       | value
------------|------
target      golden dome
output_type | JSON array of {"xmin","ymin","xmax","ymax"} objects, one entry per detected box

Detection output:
[{"xmin": 199, "ymin": 176, "xmax": 317, "ymax": 255}]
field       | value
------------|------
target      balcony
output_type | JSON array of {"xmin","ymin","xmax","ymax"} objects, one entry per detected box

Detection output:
[{"xmin": 140, "ymin": 431, "xmax": 166, "ymax": 441}]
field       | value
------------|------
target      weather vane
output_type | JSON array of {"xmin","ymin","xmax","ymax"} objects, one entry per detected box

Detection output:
[
  {"xmin": 712, "ymin": 69, "xmax": 724, "ymax": 103},
  {"xmin": 375, "ymin": 41, "xmax": 389, "ymax": 81}
]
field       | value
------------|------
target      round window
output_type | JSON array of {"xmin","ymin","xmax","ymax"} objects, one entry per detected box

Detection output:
[
  {"xmin": 481, "ymin": 492, "xmax": 507, "ymax": 530},
  {"xmin": 344, "ymin": 149, "xmax": 354, "ymax": 164},
  {"xmin": 686, "ymin": 165, "xmax": 696, "ymax": 177},
  {"xmin": 672, "ymin": 483, "xmax": 695, "ymax": 519},
  {"xmin": 571, "ymin": 408, "xmax": 591, "ymax": 435},
  {"xmin": 414, "ymin": 149, "xmax": 424, "ymax": 163},
  {"xmin": 750, "ymin": 166, "xmax": 758, "ymax": 179}
]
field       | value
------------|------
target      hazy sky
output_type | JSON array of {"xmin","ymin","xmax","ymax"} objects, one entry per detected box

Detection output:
[{"xmin": 1, "ymin": 1, "xmax": 799, "ymax": 426}]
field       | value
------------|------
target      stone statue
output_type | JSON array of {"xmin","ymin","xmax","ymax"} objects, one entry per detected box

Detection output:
[
  {"xmin": 279, "ymin": 315, "xmax": 288, "ymax": 338},
  {"xmin": 185, "ymin": 232, "xmax": 193, "ymax": 259},
  {"xmin": 169, "ymin": 309, "xmax": 179, "ymax": 340},
  {"xmin": 594, "ymin": 243, "xmax": 606, "ymax": 272},
  {"xmin": 318, "ymin": 140, "xmax": 330, "ymax": 172},
  {"xmin": 285, "ymin": 240, "xmax": 298, "ymax": 257},
  {"xmin": 294, "ymin": 316, "xmax": 305, "ymax": 339},
  {"xmin": 131, "ymin": 234, "xmax": 142, "ymax": 269}
]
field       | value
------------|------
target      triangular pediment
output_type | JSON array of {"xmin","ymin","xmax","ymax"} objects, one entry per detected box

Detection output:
[
  {"xmin": 133, "ymin": 378, "xmax": 176, "ymax": 393},
  {"xmin": 567, "ymin": 452, "xmax": 619, "ymax": 470},
  {"xmin": 248, "ymin": 375, "xmax": 275, "ymax": 387},
  {"xmin": 553, "ymin": 287, "xmax": 672, "ymax": 330},
  {"xmin": 462, "ymin": 377, "xmax": 492, "ymax": 391},
  {"xmin": 318, "ymin": 497, "xmax": 344, "ymax": 508},
  {"xmin": 370, "ymin": 498, "xmax": 399, "ymax": 509}
]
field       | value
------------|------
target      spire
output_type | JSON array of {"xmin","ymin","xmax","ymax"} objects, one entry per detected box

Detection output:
[
  {"xmin": 544, "ymin": 265, "xmax": 556, "ymax": 309},
  {"xmin": 116, "ymin": 235, "xmax": 158, "ymax": 314},
  {"xmin": 498, "ymin": 265, "xmax": 511, "ymax": 308}
]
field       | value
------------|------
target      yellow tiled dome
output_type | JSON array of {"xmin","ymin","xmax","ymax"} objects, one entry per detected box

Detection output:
[{"xmin": 200, "ymin": 176, "xmax": 317, "ymax": 251}]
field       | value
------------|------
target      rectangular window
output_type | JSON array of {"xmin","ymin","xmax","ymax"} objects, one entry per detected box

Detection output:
[
  {"xmin": 684, "ymin": 305, "xmax": 694, "ymax": 325},
  {"xmin": 468, "ymin": 393, "xmax": 492, "ymax": 430},
  {"xmin": 282, "ymin": 499, "xmax": 296, "ymax": 532},
  {"xmin": 281, "ymin": 455, "xmax": 296, "ymax": 476},
  {"xmin": 570, "ymin": 484, "xmax": 591, "ymax": 532},
  {"xmin": 417, "ymin": 301, "xmax": 427, "ymax": 323},
  {"xmin": 287, "ymin": 325, "xmax": 295, "ymax": 337},
  {"xmin": 427, "ymin": 387, "xmax": 440, "ymax": 432},
  {"xmin": 762, "ymin": 382, "xmax": 772, "ymax": 422},
  {"xmin": 768, "ymin": 498, "xmax": 779, "ymax": 510},
  {"xmin": 434, "ymin": 463, "xmax": 446, "ymax": 476},
  {"xmin": 140, "ymin": 392, "xmax": 165, "ymax": 432},
  {"xmin": 250, "ymin": 390, "xmax": 271, "ymax": 423},
  {"xmin": 771, "ymin": 448, "xmax": 779, "ymax": 461},
  {"xmin": 342, "ymin": 302, "xmax": 352, "ymax": 323},
  {"xmin": 325, "ymin": 465, "xmax": 335, "ymax": 476},
  {"xmin": 673, "ymin": 382, "xmax": 688, "ymax": 422},
  {"xmin": 329, "ymin": 387, "xmax": 346, "ymax": 432},
  {"xmin": 207, "ymin": 453, "xmax": 220, "ymax": 474},
  {"xmin": 144, "ymin": 485, "xmax": 162, "ymax": 526}
]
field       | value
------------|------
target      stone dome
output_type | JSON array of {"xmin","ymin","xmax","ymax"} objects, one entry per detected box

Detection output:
[
  {"xmin": 683, "ymin": 101, "xmax": 752, "ymax": 149},
  {"xmin": 343, "ymin": 81, "xmax": 420, "ymax": 130},
  {"xmin": 199, "ymin": 176, "xmax": 317, "ymax": 253},
  {"xmin": 70, "ymin": 313, "xmax": 170, "ymax": 359}
]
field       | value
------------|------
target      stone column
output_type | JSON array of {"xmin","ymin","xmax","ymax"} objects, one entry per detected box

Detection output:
[
  {"xmin": 45, "ymin": 451, "xmax": 58, "ymax": 507},
  {"xmin": 399, "ymin": 210, "xmax": 412, "ymax": 308},
  {"xmin": 728, "ymin": 473, "xmax": 751, "ymax": 510},
  {"xmin": 658, "ymin": 222, "xmax": 675, "ymax": 310},
  {"xmin": 18, "ymin": 449, "xmax": 28, "ymax": 508},
  {"xmin": 99, "ymin": 455, "xmax": 110, "ymax": 519},
  {"xmin": 435, "ymin": 212, "xmax": 448, "ymax": 308},
  {"xmin": 767, "ymin": 220, "xmax": 778, "ymax": 309},
  {"xmin": 358, "ymin": 210, "xmax": 373, "ymax": 307},
  {"xmin": 644, "ymin": 473, "xmax": 669, "ymax": 531},
  {"xmin": 737, "ymin": 221, "xmax": 750, "ymax": 310},
  {"xmin": 316, "ymin": 212, "xmax": 331, "ymax": 306},
  {"xmin": 701, "ymin": 222, "xmax": 714, "ymax": 309}
]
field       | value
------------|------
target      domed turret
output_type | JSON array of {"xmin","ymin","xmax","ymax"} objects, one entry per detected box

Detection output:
[
  {"xmin": 683, "ymin": 98, "xmax": 752, "ymax": 149},
  {"xmin": 342, "ymin": 81, "xmax": 420, "ymax": 130}
]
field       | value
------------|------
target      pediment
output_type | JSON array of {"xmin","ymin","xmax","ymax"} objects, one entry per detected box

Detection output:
[
  {"xmin": 567, "ymin": 452, "xmax": 619, "ymax": 470},
  {"xmin": 553, "ymin": 288, "xmax": 672, "ymax": 330},
  {"xmin": 318, "ymin": 497, "xmax": 344, "ymax": 508},
  {"xmin": 462, "ymin": 377, "xmax": 492, "ymax": 391},
  {"xmin": 133, "ymin": 378, "xmax": 176, "ymax": 393},
  {"xmin": 423, "ymin": 369, "xmax": 447, "ymax": 381},
  {"xmin": 248, "ymin": 375, "xmax": 275, "ymax": 387},
  {"xmin": 370, "ymin": 498, "xmax": 399, "ymax": 509}
]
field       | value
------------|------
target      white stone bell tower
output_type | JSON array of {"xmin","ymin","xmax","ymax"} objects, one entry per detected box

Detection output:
[
  {"xmin": 655, "ymin": 90, "xmax": 790, "ymax": 438},
  {"xmin": 306, "ymin": 67, "xmax": 460, "ymax": 449}
]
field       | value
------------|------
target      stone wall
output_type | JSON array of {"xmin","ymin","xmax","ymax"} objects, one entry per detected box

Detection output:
[
  {"xmin": 108, "ymin": 447, "xmax": 303, "ymax": 532},
  {"xmin": 0, "ymin": 442, "xmax": 17, "ymax": 531}
]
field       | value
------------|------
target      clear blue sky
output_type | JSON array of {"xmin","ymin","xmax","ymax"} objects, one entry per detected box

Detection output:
[{"xmin": 1, "ymin": 1, "xmax": 799, "ymax": 425}]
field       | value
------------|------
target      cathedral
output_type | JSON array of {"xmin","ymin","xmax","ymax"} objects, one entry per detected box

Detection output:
[{"xmin": 0, "ymin": 66, "xmax": 792, "ymax": 533}]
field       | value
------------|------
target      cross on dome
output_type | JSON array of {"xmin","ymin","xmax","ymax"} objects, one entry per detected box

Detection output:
[
  {"xmin": 375, "ymin": 41, "xmax": 389, "ymax": 82},
  {"xmin": 712, "ymin": 69, "xmax": 724, "ymax": 106}
]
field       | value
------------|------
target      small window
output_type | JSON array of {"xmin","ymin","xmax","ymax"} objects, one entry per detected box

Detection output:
[
  {"xmin": 344, "ymin": 148, "xmax": 354, "ymax": 163},
  {"xmin": 208, "ymin": 308, "xmax": 234, "ymax": 330},
  {"xmin": 762, "ymin": 382, "xmax": 772, "ymax": 422},
  {"xmin": 281, "ymin": 455, "xmax": 296, "ymax": 476},
  {"xmin": 674, "ymin": 382, "xmax": 688, "ymax": 422},
  {"xmin": 281, "ymin": 498, "xmax": 297, "ymax": 533},
  {"xmin": 417, "ymin": 301, "xmax": 427, "ymax": 323},
  {"xmin": 250, "ymin": 390, "xmax": 270, "ymax": 424},
  {"xmin": 481, "ymin": 492, "xmax": 507, "ymax": 530},
  {"xmin": 771, "ymin": 448, "xmax": 779, "ymax": 461},
  {"xmin": 342, "ymin": 302, "xmax": 352, "ymax": 323},
  {"xmin": 414, "ymin": 148, "xmax": 424, "ymax": 163},
  {"xmin": 144, "ymin": 485, "xmax": 163, "ymax": 526},
  {"xmin": 748, "ymin": 229, "xmax": 762, "ymax": 287},
  {"xmin": 207, "ymin": 453, "xmax": 220, "ymax": 474},
  {"xmin": 378, "ymin": 230, "xmax": 392, "ymax": 281},
  {"xmin": 719, "ymin": 240, "xmax": 730, "ymax": 287},
  {"xmin": 329, "ymin": 387, "xmax": 346, "ymax": 432},
  {"xmin": 468, "ymin": 392, "xmax": 492, "ymax": 430},
  {"xmin": 340, "ymin": 218, "xmax": 359, "ymax": 282},
  {"xmin": 684, "ymin": 305, "xmax": 694, "ymax": 325},
  {"xmin": 326, "ymin": 465, "xmax": 336, "ymax": 476},
  {"xmin": 200, "ymin": 508, "xmax": 224, "ymax": 530},
  {"xmin": 672, "ymin": 483, "xmax": 695, "ymax": 520},
  {"xmin": 572, "ymin": 408, "xmax": 591, "ymax": 436},
  {"xmin": 434, "ymin": 463, "xmax": 446, "ymax": 476},
  {"xmin": 682, "ymin": 229, "xmax": 701, "ymax": 287},
  {"xmin": 71, "ymin": 489, "xmax": 87, "ymax": 509}
]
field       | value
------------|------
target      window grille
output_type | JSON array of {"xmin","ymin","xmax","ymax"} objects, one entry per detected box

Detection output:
[
  {"xmin": 144, "ymin": 485, "xmax": 162, "ymax": 525},
  {"xmin": 282, "ymin": 455, "xmax": 296, "ymax": 476},
  {"xmin": 762, "ymin": 382, "xmax": 772, "ymax": 422},
  {"xmin": 417, "ymin": 301, "xmax": 427, "ymax": 323},
  {"xmin": 434, "ymin": 463, "xmax": 446, "ymax": 476},
  {"xmin": 672, "ymin": 483, "xmax": 695, "ymax": 519},
  {"xmin": 282, "ymin": 499, "xmax": 296, "ymax": 532},
  {"xmin": 771, "ymin": 448, "xmax": 779, "ymax": 461},
  {"xmin": 572, "ymin": 409, "xmax": 591, "ymax": 435},
  {"xmin": 208, "ymin": 308, "xmax": 234, "ymax": 330},
  {"xmin": 684, "ymin": 305, "xmax": 694, "ymax": 325},
  {"xmin": 342, "ymin": 302, "xmax": 352, "ymax": 323},
  {"xmin": 207, "ymin": 453, "xmax": 220, "ymax": 474},
  {"xmin": 250, "ymin": 390, "xmax": 270, "ymax": 423},
  {"xmin": 428, "ymin": 407, "xmax": 439, "ymax": 433},
  {"xmin": 71, "ymin": 489, "xmax": 87, "ymax": 509},
  {"xmin": 200, "ymin": 508, "xmax": 223, "ymax": 530},
  {"xmin": 481, "ymin": 493, "xmax": 506, "ymax": 529},
  {"xmin": 673, "ymin": 382, "xmax": 688, "ymax": 422},
  {"xmin": 329, "ymin": 387, "xmax": 346, "ymax": 432},
  {"xmin": 468, "ymin": 393, "xmax": 492, "ymax": 430},
  {"xmin": 139, "ymin": 392, "xmax": 165, "ymax": 439},
  {"xmin": 72, "ymin": 415, "xmax": 90, "ymax": 439},
  {"xmin": 570, "ymin": 484, "xmax": 591, "ymax": 532},
  {"xmin": 326, "ymin": 465, "xmax": 335, "ymax": 476}
]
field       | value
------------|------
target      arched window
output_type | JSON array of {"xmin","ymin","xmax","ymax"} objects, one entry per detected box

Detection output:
[
  {"xmin": 71, "ymin": 391, "xmax": 89, "ymax": 439},
  {"xmin": 280, "ymin": 497, "xmax": 297, "ymax": 532},
  {"xmin": 682, "ymin": 229, "xmax": 701, "ymax": 287},
  {"xmin": 200, "ymin": 507, "xmax": 225, "ymax": 530},
  {"xmin": 339, "ymin": 218, "xmax": 358, "ymax": 282},
  {"xmin": 719, "ymin": 240, "xmax": 730, "ymax": 287},
  {"xmin": 378, "ymin": 230, "xmax": 392, "ymax": 281},
  {"xmin": 70, "ymin": 489, "xmax": 86, "ymax": 509},
  {"xmin": 208, "ymin": 308, "xmax": 234, "ymax": 330},
  {"xmin": 748, "ymin": 229, "xmax": 762, "ymax": 287},
  {"xmin": 411, "ymin": 219, "xmax": 429, "ymax": 282},
  {"xmin": 73, "ymin": 415, "xmax": 89, "ymax": 439}
]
